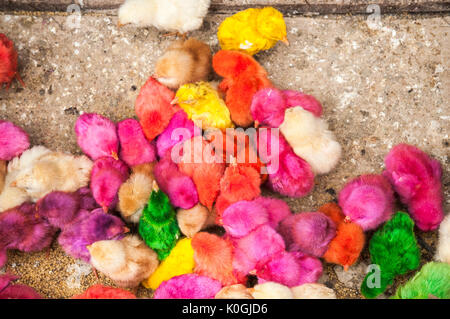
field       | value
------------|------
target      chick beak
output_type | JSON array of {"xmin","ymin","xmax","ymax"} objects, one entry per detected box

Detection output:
[
  {"xmin": 344, "ymin": 216, "xmax": 351, "ymax": 223},
  {"xmin": 117, "ymin": 21, "xmax": 124, "ymax": 28},
  {"xmin": 111, "ymin": 151, "xmax": 119, "ymax": 161},
  {"xmin": 254, "ymin": 120, "xmax": 260, "ymax": 128},
  {"xmin": 10, "ymin": 181, "xmax": 17, "ymax": 187},
  {"xmin": 281, "ymin": 37, "xmax": 289, "ymax": 46},
  {"xmin": 102, "ymin": 205, "xmax": 108, "ymax": 213},
  {"xmin": 152, "ymin": 180, "xmax": 159, "ymax": 192},
  {"xmin": 247, "ymin": 288, "xmax": 255, "ymax": 294},
  {"xmin": 123, "ymin": 226, "xmax": 130, "ymax": 233},
  {"xmin": 344, "ymin": 265, "xmax": 349, "ymax": 272},
  {"xmin": 170, "ymin": 97, "xmax": 179, "ymax": 105}
]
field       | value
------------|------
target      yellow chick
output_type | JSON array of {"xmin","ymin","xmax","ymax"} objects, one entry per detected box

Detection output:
[
  {"xmin": 142, "ymin": 237, "xmax": 194, "ymax": 290},
  {"xmin": 174, "ymin": 82, "xmax": 234, "ymax": 131},
  {"xmin": 217, "ymin": 7, "xmax": 288, "ymax": 56}
]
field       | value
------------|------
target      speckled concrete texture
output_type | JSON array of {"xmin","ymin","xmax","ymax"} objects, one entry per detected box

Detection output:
[{"xmin": 0, "ymin": 10, "xmax": 448, "ymax": 298}]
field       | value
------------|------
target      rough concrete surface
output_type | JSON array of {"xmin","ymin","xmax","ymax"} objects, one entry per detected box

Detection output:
[{"xmin": 0, "ymin": 8, "xmax": 449, "ymax": 299}]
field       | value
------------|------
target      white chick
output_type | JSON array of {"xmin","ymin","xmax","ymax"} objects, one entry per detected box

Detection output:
[
  {"xmin": 7, "ymin": 146, "xmax": 93, "ymax": 201},
  {"xmin": 215, "ymin": 284, "xmax": 254, "ymax": 299},
  {"xmin": 88, "ymin": 235, "xmax": 159, "ymax": 288},
  {"xmin": 118, "ymin": 0, "xmax": 210, "ymax": 35},
  {"xmin": 250, "ymin": 282, "xmax": 294, "ymax": 299},
  {"xmin": 118, "ymin": 171, "xmax": 153, "ymax": 224},
  {"xmin": 291, "ymin": 283, "xmax": 337, "ymax": 299},
  {"xmin": 436, "ymin": 214, "xmax": 450, "ymax": 264},
  {"xmin": 279, "ymin": 107, "xmax": 342, "ymax": 175},
  {"xmin": 0, "ymin": 146, "xmax": 51, "ymax": 211}
]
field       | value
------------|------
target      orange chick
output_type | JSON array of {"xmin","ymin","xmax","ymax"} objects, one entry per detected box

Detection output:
[
  {"xmin": 212, "ymin": 50, "xmax": 272, "ymax": 127},
  {"xmin": 135, "ymin": 76, "xmax": 180, "ymax": 141},
  {"xmin": 192, "ymin": 232, "xmax": 238, "ymax": 286},
  {"xmin": 318, "ymin": 203, "xmax": 365, "ymax": 270},
  {"xmin": 155, "ymin": 38, "xmax": 212, "ymax": 90}
]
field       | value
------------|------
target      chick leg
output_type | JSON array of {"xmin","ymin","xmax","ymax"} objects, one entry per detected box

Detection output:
[
  {"xmin": 92, "ymin": 267, "xmax": 100, "ymax": 282},
  {"xmin": 161, "ymin": 32, "xmax": 178, "ymax": 38}
]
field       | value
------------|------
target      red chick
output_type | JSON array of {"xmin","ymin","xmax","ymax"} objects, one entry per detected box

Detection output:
[
  {"xmin": 0, "ymin": 33, "xmax": 24, "ymax": 89},
  {"xmin": 213, "ymin": 50, "xmax": 272, "ymax": 127},
  {"xmin": 135, "ymin": 76, "xmax": 180, "ymax": 141}
]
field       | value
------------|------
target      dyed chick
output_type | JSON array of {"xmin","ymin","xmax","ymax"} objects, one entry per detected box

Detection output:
[
  {"xmin": 117, "ymin": 118, "xmax": 156, "ymax": 167},
  {"xmin": 217, "ymin": 7, "xmax": 288, "ymax": 56},
  {"xmin": 58, "ymin": 208, "xmax": 127, "ymax": 262},
  {"xmin": 0, "ymin": 202, "xmax": 56, "ymax": 268},
  {"xmin": 72, "ymin": 284, "xmax": 136, "ymax": 299},
  {"xmin": 88, "ymin": 235, "xmax": 159, "ymax": 288},
  {"xmin": 436, "ymin": 214, "xmax": 450, "ymax": 264},
  {"xmin": 257, "ymin": 128, "xmax": 315, "ymax": 198},
  {"xmin": 383, "ymin": 144, "xmax": 444, "ymax": 231},
  {"xmin": 153, "ymin": 274, "xmax": 222, "ymax": 299},
  {"xmin": 178, "ymin": 136, "xmax": 225, "ymax": 210},
  {"xmin": 174, "ymin": 81, "xmax": 234, "ymax": 131},
  {"xmin": 213, "ymin": 50, "xmax": 272, "ymax": 127},
  {"xmin": 0, "ymin": 120, "xmax": 30, "ymax": 161},
  {"xmin": 192, "ymin": 232, "xmax": 238, "ymax": 286},
  {"xmin": 143, "ymin": 237, "xmax": 194, "ymax": 290},
  {"xmin": 156, "ymin": 110, "xmax": 201, "ymax": 159},
  {"xmin": 280, "ymin": 106, "xmax": 341, "ymax": 175},
  {"xmin": 154, "ymin": 152, "xmax": 198, "ymax": 209},
  {"xmin": 118, "ymin": 0, "xmax": 210, "ymax": 35},
  {"xmin": 90, "ymin": 157, "xmax": 129, "ymax": 212},
  {"xmin": 361, "ymin": 212, "xmax": 420, "ymax": 299},
  {"xmin": 36, "ymin": 190, "xmax": 80, "ymax": 229},
  {"xmin": 3, "ymin": 146, "xmax": 92, "ymax": 207},
  {"xmin": 278, "ymin": 212, "xmax": 336, "ymax": 257},
  {"xmin": 0, "ymin": 33, "xmax": 24, "ymax": 89},
  {"xmin": 391, "ymin": 262, "xmax": 450, "ymax": 299},
  {"xmin": 75, "ymin": 113, "xmax": 119, "ymax": 161},
  {"xmin": 155, "ymin": 38, "xmax": 212, "ymax": 89},
  {"xmin": 135, "ymin": 76, "xmax": 180, "ymax": 141},
  {"xmin": 118, "ymin": 164, "xmax": 154, "ymax": 224},
  {"xmin": 0, "ymin": 274, "xmax": 42, "ymax": 299},
  {"xmin": 319, "ymin": 203, "xmax": 365, "ymax": 270},
  {"xmin": 251, "ymin": 88, "xmax": 323, "ymax": 127},
  {"xmin": 338, "ymin": 174, "xmax": 394, "ymax": 231},
  {"xmin": 138, "ymin": 183, "xmax": 180, "ymax": 260}
]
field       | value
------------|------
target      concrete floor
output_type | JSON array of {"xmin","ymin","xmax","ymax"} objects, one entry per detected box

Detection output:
[{"xmin": 0, "ymin": 9, "xmax": 448, "ymax": 298}]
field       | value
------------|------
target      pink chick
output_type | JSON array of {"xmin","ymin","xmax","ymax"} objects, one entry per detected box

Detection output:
[
  {"xmin": 383, "ymin": 144, "xmax": 444, "ymax": 231},
  {"xmin": 251, "ymin": 88, "xmax": 287, "ymax": 128},
  {"xmin": 0, "ymin": 120, "xmax": 30, "ymax": 160},
  {"xmin": 75, "ymin": 113, "xmax": 119, "ymax": 161},
  {"xmin": 153, "ymin": 274, "xmax": 222, "ymax": 299},
  {"xmin": 282, "ymin": 90, "xmax": 323, "ymax": 117},
  {"xmin": 0, "ymin": 203, "xmax": 56, "ymax": 268},
  {"xmin": 58, "ymin": 208, "xmax": 127, "ymax": 262},
  {"xmin": 256, "ymin": 251, "xmax": 323, "ymax": 287},
  {"xmin": 117, "ymin": 118, "xmax": 156, "ymax": 167},
  {"xmin": 36, "ymin": 191, "xmax": 80, "ymax": 229},
  {"xmin": 0, "ymin": 274, "xmax": 42, "ymax": 299},
  {"xmin": 153, "ymin": 152, "xmax": 198, "ymax": 209},
  {"xmin": 90, "ymin": 157, "xmax": 129, "ymax": 212},
  {"xmin": 231, "ymin": 224, "xmax": 286, "ymax": 281},
  {"xmin": 257, "ymin": 128, "xmax": 314, "ymax": 198},
  {"xmin": 338, "ymin": 174, "xmax": 394, "ymax": 231},
  {"xmin": 156, "ymin": 110, "xmax": 201, "ymax": 159},
  {"xmin": 252, "ymin": 197, "xmax": 292, "ymax": 229},
  {"xmin": 278, "ymin": 212, "xmax": 336, "ymax": 257},
  {"xmin": 222, "ymin": 200, "xmax": 269, "ymax": 238}
]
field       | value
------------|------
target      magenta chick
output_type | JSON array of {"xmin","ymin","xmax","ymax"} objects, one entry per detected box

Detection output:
[
  {"xmin": 0, "ymin": 120, "xmax": 30, "ymax": 160},
  {"xmin": 153, "ymin": 274, "xmax": 222, "ymax": 299},
  {"xmin": 383, "ymin": 144, "xmax": 444, "ymax": 231}
]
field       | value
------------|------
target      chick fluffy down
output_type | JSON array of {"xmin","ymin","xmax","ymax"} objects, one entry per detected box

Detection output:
[
  {"xmin": 88, "ymin": 235, "xmax": 159, "ymax": 288},
  {"xmin": 250, "ymin": 282, "xmax": 294, "ymax": 299},
  {"xmin": 118, "ymin": 0, "xmax": 210, "ymax": 34},
  {"xmin": 118, "ymin": 172, "xmax": 153, "ymax": 224},
  {"xmin": 436, "ymin": 214, "xmax": 450, "ymax": 264},
  {"xmin": 291, "ymin": 283, "xmax": 337, "ymax": 299},
  {"xmin": 280, "ymin": 107, "xmax": 341, "ymax": 175}
]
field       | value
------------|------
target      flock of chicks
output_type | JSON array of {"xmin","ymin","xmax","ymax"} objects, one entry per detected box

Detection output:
[{"xmin": 0, "ymin": 2, "xmax": 449, "ymax": 299}]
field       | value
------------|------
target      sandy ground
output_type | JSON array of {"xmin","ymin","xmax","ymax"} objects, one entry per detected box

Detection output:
[{"xmin": 0, "ymin": 9, "xmax": 448, "ymax": 298}]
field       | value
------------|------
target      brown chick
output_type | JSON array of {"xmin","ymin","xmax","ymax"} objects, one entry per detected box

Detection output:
[
  {"xmin": 177, "ymin": 203, "xmax": 211, "ymax": 238},
  {"xmin": 118, "ymin": 171, "xmax": 153, "ymax": 224},
  {"xmin": 0, "ymin": 160, "xmax": 6, "ymax": 194},
  {"xmin": 155, "ymin": 38, "xmax": 212, "ymax": 89},
  {"xmin": 131, "ymin": 162, "xmax": 156, "ymax": 176},
  {"xmin": 87, "ymin": 235, "xmax": 159, "ymax": 288}
]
